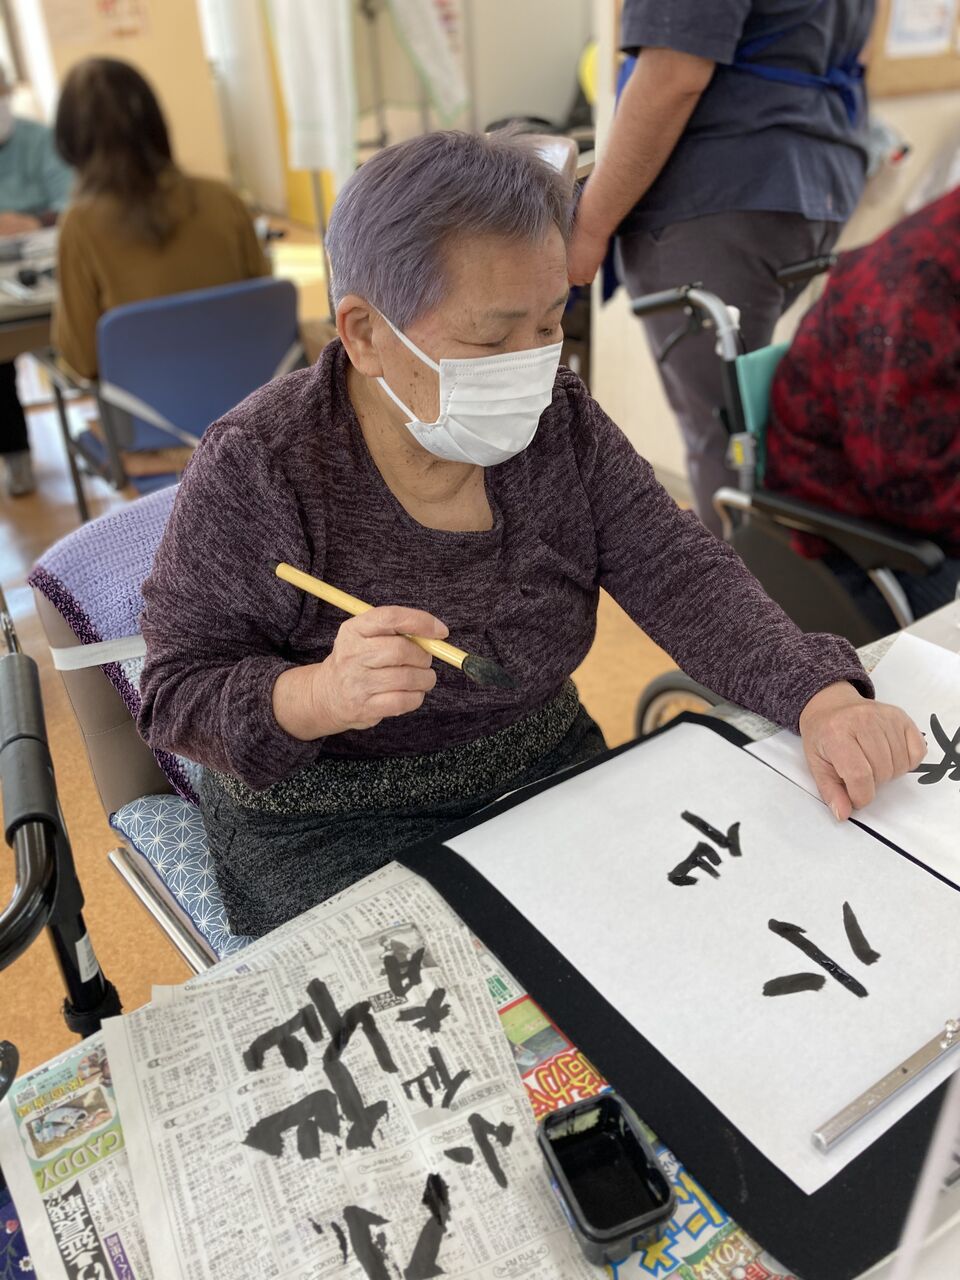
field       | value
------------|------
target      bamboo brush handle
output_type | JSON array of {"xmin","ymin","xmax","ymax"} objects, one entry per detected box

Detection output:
[{"xmin": 274, "ymin": 562, "xmax": 469, "ymax": 672}]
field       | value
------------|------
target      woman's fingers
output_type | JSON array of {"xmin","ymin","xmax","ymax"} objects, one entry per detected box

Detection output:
[
  {"xmin": 360, "ymin": 634, "xmax": 434, "ymax": 670},
  {"xmin": 367, "ymin": 689, "xmax": 430, "ymax": 719},
  {"xmin": 906, "ymin": 721, "xmax": 927, "ymax": 769},
  {"xmin": 801, "ymin": 699, "xmax": 926, "ymax": 817},
  {"xmin": 365, "ymin": 665, "xmax": 437, "ymax": 695},
  {"xmin": 803, "ymin": 750, "xmax": 853, "ymax": 822},
  {"xmin": 354, "ymin": 606, "xmax": 449, "ymax": 640}
]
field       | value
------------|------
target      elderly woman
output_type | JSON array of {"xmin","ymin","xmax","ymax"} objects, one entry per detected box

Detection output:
[{"xmin": 139, "ymin": 130, "xmax": 924, "ymax": 939}]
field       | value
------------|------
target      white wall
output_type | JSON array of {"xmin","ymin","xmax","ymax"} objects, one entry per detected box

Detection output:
[
  {"xmin": 589, "ymin": 0, "xmax": 960, "ymax": 498},
  {"xmin": 464, "ymin": 0, "xmax": 592, "ymax": 130}
]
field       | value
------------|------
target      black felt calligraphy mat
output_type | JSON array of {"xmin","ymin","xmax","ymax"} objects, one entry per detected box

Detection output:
[{"xmin": 398, "ymin": 713, "xmax": 948, "ymax": 1280}]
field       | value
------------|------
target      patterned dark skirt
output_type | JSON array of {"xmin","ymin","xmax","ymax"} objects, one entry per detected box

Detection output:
[{"xmin": 201, "ymin": 682, "xmax": 605, "ymax": 937}]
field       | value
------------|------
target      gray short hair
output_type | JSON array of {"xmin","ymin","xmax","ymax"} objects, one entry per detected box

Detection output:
[{"xmin": 326, "ymin": 129, "xmax": 573, "ymax": 328}]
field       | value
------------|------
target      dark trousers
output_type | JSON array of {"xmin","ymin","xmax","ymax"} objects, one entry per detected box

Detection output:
[
  {"xmin": 616, "ymin": 211, "xmax": 842, "ymax": 536},
  {"xmin": 0, "ymin": 360, "xmax": 28, "ymax": 456}
]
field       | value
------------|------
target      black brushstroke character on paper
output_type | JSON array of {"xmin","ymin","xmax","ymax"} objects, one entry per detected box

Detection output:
[
  {"xmin": 913, "ymin": 715, "xmax": 960, "ymax": 786},
  {"xmin": 668, "ymin": 811, "xmax": 743, "ymax": 885},
  {"xmin": 242, "ymin": 977, "xmax": 397, "ymax": 1158},
  {"xmin": 398, "ymin": 988, "xmax": 451, "ymax": 1034},
  {"xmin": 444, "ymin": 1113, "xmax": 515, "ymax": 1188},
  {"xmin": 763, "ymin": 901, "xmax": 881, "ymax": 998},
  {"xmin": 402, "ymin": 1046, "xmax": 471, "ymax": 1109},
  {"xmin": 332, "ymin": 1174, "xmax": 452, "ymax": 1280}
]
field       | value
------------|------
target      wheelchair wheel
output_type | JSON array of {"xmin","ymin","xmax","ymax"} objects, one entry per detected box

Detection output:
[{"xmin": 634, "ymin": 673, "xmax": 721, "ymax": 738}]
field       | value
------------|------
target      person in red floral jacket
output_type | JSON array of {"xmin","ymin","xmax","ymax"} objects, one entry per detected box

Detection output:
[{"xmin": 765, "ymin": 187, "xmax": 960, "ymax": 629}]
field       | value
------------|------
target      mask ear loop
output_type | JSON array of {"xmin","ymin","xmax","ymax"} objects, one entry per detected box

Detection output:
[
  {"xmin": 374, "ymin": 309, "xmax": 443, "ymax": 427},
  {"xmin": 377, "ymin": 310, "xmax": 441, "ymax": 373}
]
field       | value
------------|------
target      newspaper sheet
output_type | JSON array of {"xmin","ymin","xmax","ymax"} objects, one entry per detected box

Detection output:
[
  {"xmin": 0, "ymin": 1032, "xmax": 153, "ymax": 1279},
  {"xmin": 101, "ymin": 862, "xmax": 599, "ymax": 1278}
]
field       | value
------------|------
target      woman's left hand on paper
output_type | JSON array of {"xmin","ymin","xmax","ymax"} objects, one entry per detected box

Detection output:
[{"xmin": 798, "ymin": 681, "xmax": 927, "ymax": 820}]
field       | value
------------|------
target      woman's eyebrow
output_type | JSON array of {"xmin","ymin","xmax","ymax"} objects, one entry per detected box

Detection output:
[{"xmin": 478, "ymin": 292, "xmax": 570, "ymax": 322}]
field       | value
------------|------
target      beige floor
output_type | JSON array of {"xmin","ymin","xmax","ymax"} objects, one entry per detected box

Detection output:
[{"xmin": 0, "ymin": 365, "xmax": 677, "ymax": 1077}]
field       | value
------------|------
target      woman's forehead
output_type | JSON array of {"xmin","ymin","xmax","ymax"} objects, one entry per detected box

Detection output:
[{"xmin": 437, "ymin": 229, "xmax": 568, "ymax": 311}]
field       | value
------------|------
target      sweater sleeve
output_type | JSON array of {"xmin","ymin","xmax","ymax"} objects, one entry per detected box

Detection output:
[
  {"xmin": 565, "ymin": 378, "xmax": 872, "ymax": 732},
  {"xmin": 138, "ymin": 418, "xmax": 322, "ymax": 788},
  {"xmin": 52, "ymin": 207, "xmax": 101, "ymax": 380}
]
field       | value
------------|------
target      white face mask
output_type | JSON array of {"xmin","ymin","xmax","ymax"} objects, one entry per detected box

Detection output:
[
  {"xmin": 376, "ymin": 314, "xmax": 562, "ymax": 467},
  {"xmin": 0, "ymin": 100, "xmax": 14, "ymax": 146}
]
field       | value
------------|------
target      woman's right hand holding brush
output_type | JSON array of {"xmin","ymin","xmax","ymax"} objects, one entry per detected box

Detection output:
[{"xmin": 272, "ymin": 607, "xmax": 448, "ymax": 740}]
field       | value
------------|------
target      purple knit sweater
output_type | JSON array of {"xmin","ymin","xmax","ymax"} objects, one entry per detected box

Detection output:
[{"xmin": 138, "ymin": 341, "xmax": 870, "ymax": 790}]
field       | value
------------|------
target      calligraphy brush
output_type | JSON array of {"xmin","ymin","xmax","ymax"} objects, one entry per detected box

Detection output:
[{"xmin": 270, "ymin": 561, "xmax": 516, "ymax": 690}]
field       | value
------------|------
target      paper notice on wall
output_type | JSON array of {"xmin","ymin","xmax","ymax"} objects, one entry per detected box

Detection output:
[
  {"xmin": 42, "ymin": 0, "xmax": 149, "ymax": 44},
  {"xmin": 447, "ymin": 721, "xmax": 960, "ymax": 1195},
  {"xmin": 885, "ymin": 0, "xmax": 957, "ymax": 57},
  {"xmin": 41, "ymin": 0, "xmax": 97, "ymax": 44},
  {"xmin": 99, "ymin": 0, "xmax": 150, "ymax": 40},
  {"xmin": 748, "ymin": 633, "xmax": 960, "ymax": 892}
]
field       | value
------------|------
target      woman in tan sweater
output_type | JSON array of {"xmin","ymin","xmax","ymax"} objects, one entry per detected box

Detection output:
[{"xmin": 52, "ymin": 57, "xmax": 268, "ymax": 380}]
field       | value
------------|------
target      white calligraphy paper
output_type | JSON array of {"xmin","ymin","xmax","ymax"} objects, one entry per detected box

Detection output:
[
  {"xmin": 747, "ymin": 633, "xmax": 960, "ymax": 891},
  {"xmin": 447, "ymin": 722, "xmax": 960, "ymax": 1195}
]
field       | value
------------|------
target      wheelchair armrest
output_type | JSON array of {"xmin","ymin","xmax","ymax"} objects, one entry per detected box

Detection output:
[
  {"xmin": 747, "ymin": 491, "xmax": 945, "ymax": 576},
  {"xmin": 774, "ymin": 254, "xmax": 837, "ymax": 288}
]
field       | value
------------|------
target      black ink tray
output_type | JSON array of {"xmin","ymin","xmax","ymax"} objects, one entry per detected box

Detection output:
[{"xmin": 537, "ymin": 1091, "xmax": 676, "ymax": 1267}]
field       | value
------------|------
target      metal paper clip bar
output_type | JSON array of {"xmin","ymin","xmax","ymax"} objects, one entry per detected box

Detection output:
[{"xmin": 812, "ymin": 1018, "xmax": 960, "ymax": 1153}]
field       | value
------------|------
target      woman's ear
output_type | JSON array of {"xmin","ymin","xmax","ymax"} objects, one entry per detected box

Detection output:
[{"xmin": 337, "ymin": 296, "xmax": 384, "ymax": 377}]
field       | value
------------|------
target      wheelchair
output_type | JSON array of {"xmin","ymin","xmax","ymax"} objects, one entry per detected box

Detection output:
[{"xmin": 630, "ymin": 276, "xmax": 945, "ymax": 737}]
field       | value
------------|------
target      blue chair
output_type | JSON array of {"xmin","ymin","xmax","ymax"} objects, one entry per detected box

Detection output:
[{"xmin": 51, "ymin": 277, "xmax": 304, "ymax": 513}]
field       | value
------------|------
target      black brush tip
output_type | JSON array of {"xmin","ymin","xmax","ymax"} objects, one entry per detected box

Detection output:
[
  {"xmin": 268, "ymin": 558, "xmax": 280, "ymax": 574},
  {"xmin": 461, "ymin": 652, "xmax": 517, "ymax": 690}
]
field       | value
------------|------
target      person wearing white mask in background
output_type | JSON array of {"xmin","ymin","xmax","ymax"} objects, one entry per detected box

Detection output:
[
  {"xmin": 0, "ymin": 65, "xmax": 73, "ymax": 497},
  {"xmin": 137, "ymin": 130, "xmax": 924, "ymax": 939}
]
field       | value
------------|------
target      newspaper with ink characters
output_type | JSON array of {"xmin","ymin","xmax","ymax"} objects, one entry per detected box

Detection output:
[
  {"xmin": 1, "ymin": 861, "xmax": 809, "ymax": 1279},
  {"xmin": 104, "ymin": 861, "xmax": 599, "ymax": 1278}
]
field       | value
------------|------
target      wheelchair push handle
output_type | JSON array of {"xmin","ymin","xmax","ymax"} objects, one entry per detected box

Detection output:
[
  {"xmin": 630, "ymin": 284, "xmax": 702, "ymax": 318},
  {"xmin": 0, "ymin": 645, "xmax": 61, "ymax": 971},
  {"xmin": 0, "ymin": 818, "xmax": 57, "ymax": 972}
]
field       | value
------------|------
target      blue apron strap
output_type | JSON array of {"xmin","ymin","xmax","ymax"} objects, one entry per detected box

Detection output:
[
  {"xmin": 730, "ymin": 57, "xmax": 864, "ymax": 124},
  {"xmin": 730, "ymin": 0, "xmax": 864, "ymax": 124}
]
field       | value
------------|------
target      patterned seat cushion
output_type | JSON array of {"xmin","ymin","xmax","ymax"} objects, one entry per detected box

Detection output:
[{"xmin": 111, "ymin": 794, "xmax": 252, "ymax": 960}]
